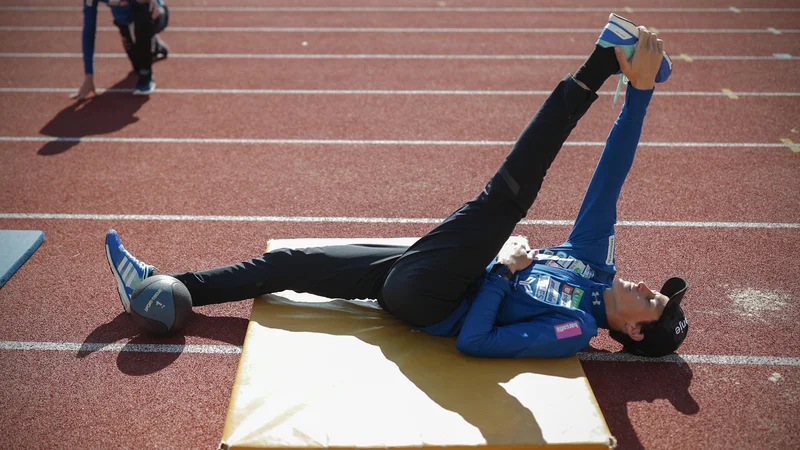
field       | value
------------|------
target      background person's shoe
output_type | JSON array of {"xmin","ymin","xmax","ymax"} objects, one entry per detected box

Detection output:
[
  {"xmin": 133, "ymin": 71, "xmax": 156, "ymax": 95},
  {"xmin": 152, "ymin": 34, "xmax": 169, "ymax": 62},
  {"xmin": 152, "ymin": 45, "xmax": 169, "ymax": 62},
  {"xmin": 105, "ymin": 229, "xmax": 155, "ymax": 313}
]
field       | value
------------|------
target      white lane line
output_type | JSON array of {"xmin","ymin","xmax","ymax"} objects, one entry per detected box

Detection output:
[
  {"xmin": 1, "ymin": 26, "xmax": 798, "ymax": 33},
  {"xmin": 2, "ymin": 340, "xmax": 798, "ymax": 366},
  {"xmin": 1, "ymin": 213, "xmax": 798, "ymax": 229},
  {"xmin": 0, "ymin": 136, "xmax": 794, "ymax": 149},
  {"xmin": 2, "ymin": 87, "xmax": 799, "ymax": 97},
  {"xmin": 578, "ymin": 352, "xmax": 800, "ymax": 366},
  {"xmin": 0, "ymin": 340, "xmax": 241, "ymax": 354},
  {"xmin": 692, "ymin": 55, "xmax": 797, "ymax": 60},
  {"xmin": 1, "ymin": 52, "xmax": 798, "ymax": 61},
  {"xmin": 1, "ymin": 6, "xmax": 799, "ymax": 12}
]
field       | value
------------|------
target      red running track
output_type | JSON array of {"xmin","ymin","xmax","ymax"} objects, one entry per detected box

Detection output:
[
  {"xmin": 4, "ymin": 57, "xmax": 800, "ymax": 93},
  {"xmin": 1, "ymin": 3, "xmax": 799, "ymax": 450},
  {"xmin": 2, "ymin": 29, "xmax": 799, "ymax": 57},
  {"xmin": 1, "ymin": 92, "xmax": 797, "ymax": 143}
]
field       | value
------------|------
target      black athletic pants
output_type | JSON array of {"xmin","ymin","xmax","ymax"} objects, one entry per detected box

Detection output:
[
  {"xmin": 114, "ymin": 2, "xmax": 167, "ymax": 73},
  {"xmin": 172, "ymin": 75, "xmax": 598, "ymax": 328}
]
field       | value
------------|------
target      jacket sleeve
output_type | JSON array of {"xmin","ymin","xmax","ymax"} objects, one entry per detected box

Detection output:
[
  {"xmin": 456, "ymin": 275, "xmax": 595, "ymax": 358},
  {"xmin": 82, "ymin": 0, "xmax": 98, "ymax": 74},
  {"xmin": 567, "ymin": 85, "xmax": 654, "ymax": 249}
]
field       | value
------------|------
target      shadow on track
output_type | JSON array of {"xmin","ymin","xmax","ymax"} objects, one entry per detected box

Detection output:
[
  {"xmin": 77, "ymin": 311, "xmax": 248, "ymax": 376},
  {"xmin": 38, "ymin": 72, "xmax": 148, "ymax": 156},
  {"xmin": 582, "ymin": 350, "xmax": 700, "ymax": 450}
]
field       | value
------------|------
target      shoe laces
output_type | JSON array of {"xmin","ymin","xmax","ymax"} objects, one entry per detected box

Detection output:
[
  {"xmin": 133, "ymin": 258, "xmax": 148, "ymax": 274},
  {"xmin": 612, "ymin": 74, "xmax": 628, "ymax": 109},
  {"xmin": 120, "ymin": 245, "xmax": 149, "ymax": 274}
]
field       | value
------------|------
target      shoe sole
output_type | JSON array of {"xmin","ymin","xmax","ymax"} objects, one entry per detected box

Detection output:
[
  {"xmin": 607, "ymin": 13, "xmax": 639, "ymax": 41},
  {"xmin": 105, "ymin": 242, "xmax": 132, "ymax": 313},
  {"xmin": 607, "ymin": 13, "xmax": 673, "ymax": 83}
]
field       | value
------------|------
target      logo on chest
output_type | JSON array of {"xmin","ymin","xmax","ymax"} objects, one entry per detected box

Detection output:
[
  {"xmin": 518, "ymin": 274, "xmax": 584, "ymax": 309},
  {"xmin": 539, "ymin": 250, "xmax": 596, "ymax": 279}
]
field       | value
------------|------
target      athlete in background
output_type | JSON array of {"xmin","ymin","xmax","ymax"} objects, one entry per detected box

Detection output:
[{"xmin": 75, "ymin": 0, "xmax": 169, "ymax": 98}]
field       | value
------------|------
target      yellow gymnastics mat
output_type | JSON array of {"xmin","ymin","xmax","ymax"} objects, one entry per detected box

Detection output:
[{"xmin": 220, "ymin": 238, "xmax": 613, "ymax": 450}]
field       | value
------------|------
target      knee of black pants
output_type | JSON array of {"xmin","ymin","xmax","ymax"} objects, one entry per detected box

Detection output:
[{"xmin": 380, "ymin": 267, "xmax": 461, "ymax": 329}]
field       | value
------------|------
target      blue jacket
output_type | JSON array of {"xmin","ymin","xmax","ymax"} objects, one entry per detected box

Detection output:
[{"xmin": 422, "ymin": 84, "xmax": 654, "ymax": 358}]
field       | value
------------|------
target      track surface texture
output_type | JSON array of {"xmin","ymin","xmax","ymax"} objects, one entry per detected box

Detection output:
[{"xmin": 1, "ymin": 1, "xmax": 799, "ymax": 449}]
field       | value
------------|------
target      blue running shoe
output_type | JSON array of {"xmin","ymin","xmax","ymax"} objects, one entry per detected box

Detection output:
[
  {"xmin": 597, "ymin": 13, "xmax": 673, "ymax": 107},
  {"xmin": 105, "ymin": 229, "xmax": 155, "ymax": 313},
  {"xmin": 597, "ymin": 13, "xmax": 672, "ymax": 83}
]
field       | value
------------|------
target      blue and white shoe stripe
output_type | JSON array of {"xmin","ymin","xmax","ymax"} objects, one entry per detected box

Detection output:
[
  {"xmin": 105, "ymin": 230, "xmax": 154, "ymax": 313},
  {"xmin": 117, "ymin": 258, "xmax": 139, "ymax": 290}
]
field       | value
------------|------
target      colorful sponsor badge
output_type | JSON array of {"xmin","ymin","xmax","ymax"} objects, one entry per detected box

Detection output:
[
  {"xmin": 572, "ymin": 288, "xmax": 584, "ymax": 308},
  {"xmin": 545, "ymin": 280, "xmax": 561, "ymax": 304},
  {"xmin": 554, "ymin": 321, "xmax": 582, "ymax": 339},
  {"xmin": 535, "ymin": 275, "xmax": 550, "ymax": 300},
  {"xmin": 570, "ymin": 259, "xmax": 586, "ymax": 275},
  {"xmin": 556, "ymin": 256, "xmax": 573, "ymax": 268},
  {"xmin": 560, "ymin": 285, "xmax": 574, "ymax": 307}
]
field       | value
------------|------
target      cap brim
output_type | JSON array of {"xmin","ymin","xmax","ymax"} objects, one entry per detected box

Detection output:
[{"xmin": 660, "ymin": 277, "xmax": 688, "ymax": 312}]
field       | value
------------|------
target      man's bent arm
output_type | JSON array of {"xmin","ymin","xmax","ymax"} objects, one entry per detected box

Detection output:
[{"xmin": 456, "ymin": 276, "xmax": 594, "ymax": 358}]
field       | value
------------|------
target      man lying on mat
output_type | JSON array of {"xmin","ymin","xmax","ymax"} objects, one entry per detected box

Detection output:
[
  {"xmin": 104, "ymin": 14, "xmax": 688, "ymax": 358},
  {"xmin": 75, "ymin": 0, "xmax": 169, "ymax": 98}
]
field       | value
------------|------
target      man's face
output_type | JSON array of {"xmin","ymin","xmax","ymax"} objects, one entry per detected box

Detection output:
[{"xmin": 612, "ymin": 277, "xmax": 669, "ymax": 324}]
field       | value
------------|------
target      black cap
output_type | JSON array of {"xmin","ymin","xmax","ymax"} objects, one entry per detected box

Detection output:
[{"xmin": 610, "ymin": 277, "xmax": 689, "ymax": 357}]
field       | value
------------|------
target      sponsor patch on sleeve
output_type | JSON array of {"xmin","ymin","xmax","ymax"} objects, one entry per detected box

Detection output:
[
  {"xmin": 606, "ymin": 234, "xmax": 616, "ymax": 265},
  {"xmin": 554, "ymin": 321, "xmax": 582, "ymax": 339}
]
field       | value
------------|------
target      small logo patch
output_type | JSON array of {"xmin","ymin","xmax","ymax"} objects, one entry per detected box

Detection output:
[
  {"xmin": 675, "ymin": 318, "xmax": 688, "ymax": 335},
  {"xmin": 144, "ymin": 288, "xmax": 164, "ymax": 313},
  {"xmin": 554, "ymin": 321, "xmax": 582, "ymax": 339},
  {"xmin": 606, "ymin": 235, "xmax": 616, "ymax": 265},
  {"xmin": 572, "ymin": 288, "xmax": 584, "ymax": 308}
]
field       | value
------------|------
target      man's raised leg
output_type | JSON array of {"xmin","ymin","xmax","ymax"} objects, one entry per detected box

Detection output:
[{"xmin": 380, "ymin": 45, "xmax": 622, "ymax": 328}]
